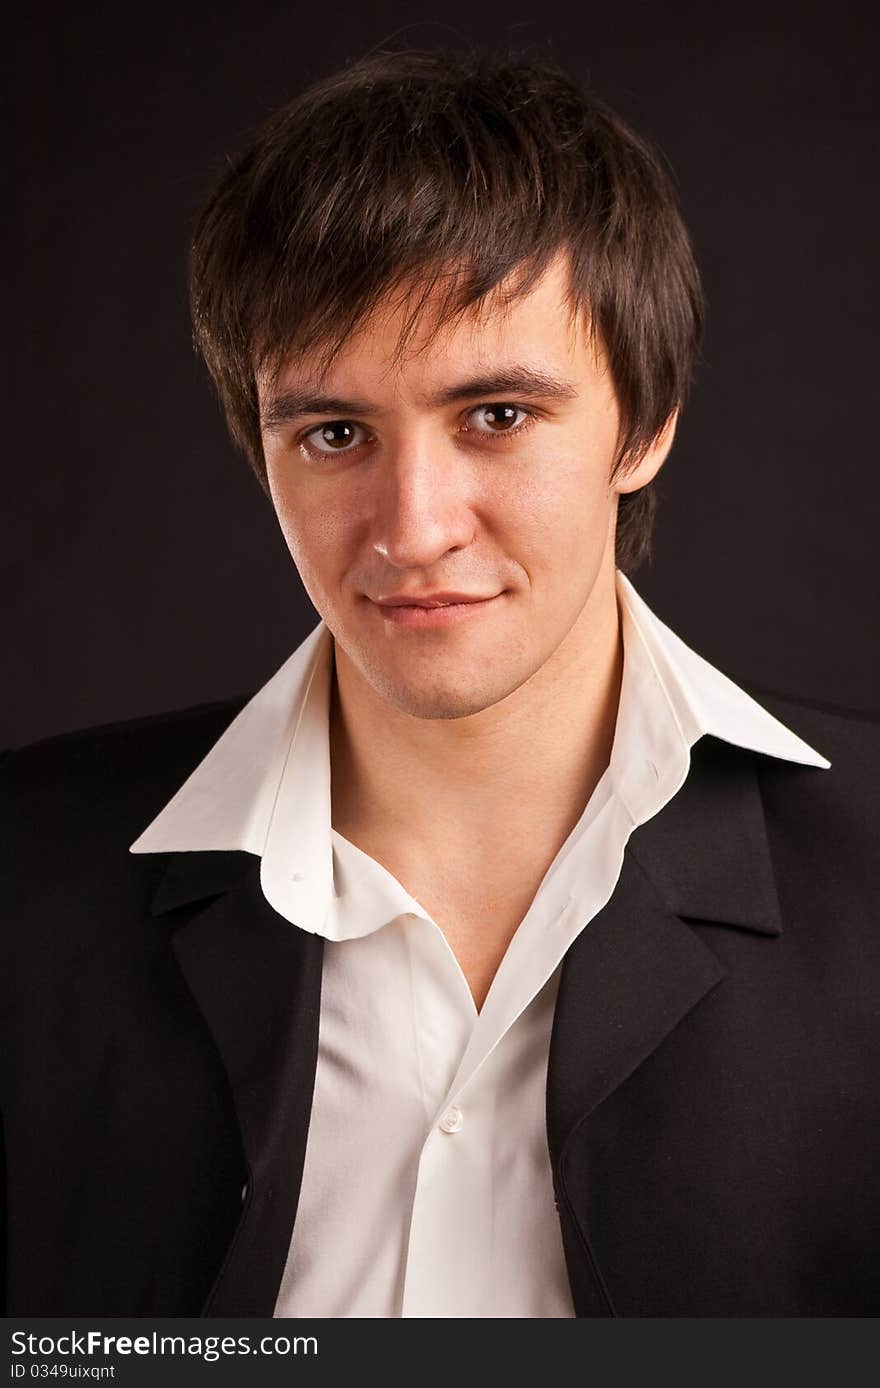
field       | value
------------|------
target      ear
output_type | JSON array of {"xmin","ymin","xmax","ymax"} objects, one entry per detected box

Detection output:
[{"xmin": 614, "ymin": 408, "xmax": 679, "ymax": 495}]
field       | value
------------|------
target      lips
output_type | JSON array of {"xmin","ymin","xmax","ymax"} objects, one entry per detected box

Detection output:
[
  {"xmin": 373, "ymin": 592, "xmax": 497, "ymax": 608},
  {"xmin": 369, "ymin": 592, "xmax": 504, "ymax": 627}
]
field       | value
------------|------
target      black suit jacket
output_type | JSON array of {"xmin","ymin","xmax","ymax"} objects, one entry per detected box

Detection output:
[{"xmin": 2, "ymin": 682, "xmax": 879, "ymax": 1317}]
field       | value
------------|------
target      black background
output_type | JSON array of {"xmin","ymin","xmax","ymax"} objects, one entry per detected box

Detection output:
[{"xmin": 8, "ymin": 0, "xmax": 879, "ymax": 748}]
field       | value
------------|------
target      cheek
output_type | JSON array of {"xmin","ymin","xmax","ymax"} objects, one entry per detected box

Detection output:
[
  {"xmin": 267, "ymin": 440, "xmax": 369, "ymax": 547},
  {"xmin": 270, "ymin": 478, "xmax": 353, "ymax": 597},
  {"xmin": 501, "ymin": 446, "xmax": 613, "ymax": 572}
]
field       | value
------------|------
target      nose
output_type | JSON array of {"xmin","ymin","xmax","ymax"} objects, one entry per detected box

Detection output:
[{"xmin": 371, "ymin": 434, "xmax": 477, "ymax": 570}]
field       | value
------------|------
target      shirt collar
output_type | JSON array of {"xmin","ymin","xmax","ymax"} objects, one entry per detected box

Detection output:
[
  {"xmin": 609, "ymin": 571, "xmax": 829, "ymax": 824},
  {"xmin": 130, "ymin": 571, "xmax": 830, "ymax": 928}
]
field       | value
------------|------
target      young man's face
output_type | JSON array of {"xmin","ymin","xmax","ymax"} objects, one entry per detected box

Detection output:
[{"xmin": 259, "ymin": 250, "xmax": 674, "ymax": 720}]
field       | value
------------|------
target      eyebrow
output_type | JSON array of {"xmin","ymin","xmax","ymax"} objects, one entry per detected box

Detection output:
[{"xmin": 259, "ymin": 365, "xmax": 579, "ymax": 432}]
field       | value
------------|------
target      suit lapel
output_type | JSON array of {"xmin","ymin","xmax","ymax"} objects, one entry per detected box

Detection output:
[
  {"xmin": 148, "ymin": 737, "xmax": 782, "ymax": 1317},
  {"xmin": 151, "ymin": 851, "xmax": 324, "ymax": 1316},
  {"xmin": 546, "ymin": 736, "xmax": 783, "ymax": 1313}
]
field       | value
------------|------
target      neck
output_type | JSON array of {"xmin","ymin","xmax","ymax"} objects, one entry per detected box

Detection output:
[{"xmin": 329, "ymin": 563, "xmax": 624, "ymax": 873}]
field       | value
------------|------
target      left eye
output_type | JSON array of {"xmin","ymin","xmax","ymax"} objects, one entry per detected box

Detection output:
[{"xmin": 466, "ymin": 403, "xmax": 530, "ymax": 434}]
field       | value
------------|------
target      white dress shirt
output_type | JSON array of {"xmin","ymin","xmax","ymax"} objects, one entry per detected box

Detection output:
[{"xmin": 130, "ymin": 570, "xmax": 830, "ymax": 1318}]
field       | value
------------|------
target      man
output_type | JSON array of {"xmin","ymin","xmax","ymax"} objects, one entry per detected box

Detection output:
[{"xmin": 2, "ymin": 47, "xmax": 878, "ymax": 1318}]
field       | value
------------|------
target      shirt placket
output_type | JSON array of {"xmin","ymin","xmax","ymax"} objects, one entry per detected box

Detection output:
[{"xmin": 399, "ymin": 913, "xmax": 498, "ymax": 1318}]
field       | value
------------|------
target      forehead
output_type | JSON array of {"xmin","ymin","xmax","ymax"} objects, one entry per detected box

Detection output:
[{"xmin": 263, "ymin": 249, "xmax": 602, "ymax": 400}]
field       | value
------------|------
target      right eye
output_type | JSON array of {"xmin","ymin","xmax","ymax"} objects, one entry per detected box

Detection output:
[{"xmin": 299, "ymin": 420, "xmax": 370, "ymax": 455}]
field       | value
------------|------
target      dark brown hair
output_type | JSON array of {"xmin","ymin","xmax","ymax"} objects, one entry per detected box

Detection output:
[{"xmin": 189, "ymin": 45, "xmax": 704, "ymax": 573}]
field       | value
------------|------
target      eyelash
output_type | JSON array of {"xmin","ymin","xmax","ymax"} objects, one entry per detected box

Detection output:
[{"xmin": 295, "ymin": 403, "xmax": 540, "ymax": 458}]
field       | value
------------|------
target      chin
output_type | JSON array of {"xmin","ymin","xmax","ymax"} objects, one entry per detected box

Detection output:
[{"xmin": 369, "ymin": 666, "xmax": 532, "ymax": 722}]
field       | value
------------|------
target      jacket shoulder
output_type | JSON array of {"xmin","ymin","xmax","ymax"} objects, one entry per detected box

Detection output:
[
  {"xmin": 2, "ymin": 694, "xmax": 251, "ymax": 847},
  {"xmin": 732, "ymin": 678, "xmax": 879, "ymax": 878},
  {"xmin": 736, "ymin": 676, "xmax": 880, "ymax": 764}
]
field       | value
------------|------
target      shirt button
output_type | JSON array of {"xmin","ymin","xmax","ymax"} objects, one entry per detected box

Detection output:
[{"xmin": 439, "ymin": 1105, "xmax": 464, "ymax": 1134}]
